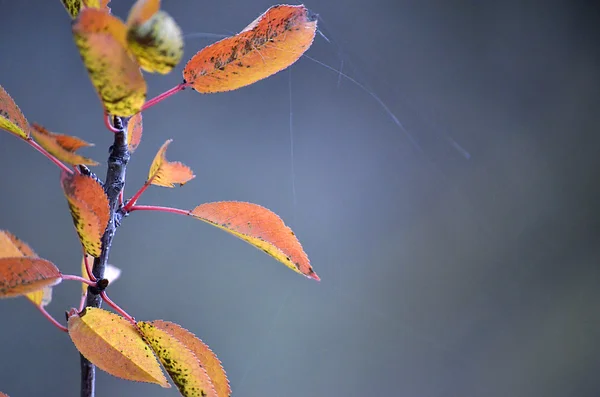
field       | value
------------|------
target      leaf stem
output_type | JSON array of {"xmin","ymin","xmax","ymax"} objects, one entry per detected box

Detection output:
[
  {"xmin": 100, "ymin": 291, "xmax": 136, "ymax": 325},
  {"xmin": 27, "ymin": 138, "xmax": 73, "ymax": 174},
  {"xmin": 128, "ymin": 204, "xmax": 190, "ymax": 216},
  {"xmin": 104, "ymin": 112, "xmax": 120, "ymax": 133},
  {"xmin": 140, "ymin": 82, "xmax": 188, "ymax": 112},
  {"xmin": 35, "ymin": 304, "xmax": 68, "ymax": 332},
  {"xmin": 61, "ymin": 274, "xmax": 97, "ymax": 287},
  {"xmin": 122, "ymin": 180, "xmax": 152, "ymax": 212}
]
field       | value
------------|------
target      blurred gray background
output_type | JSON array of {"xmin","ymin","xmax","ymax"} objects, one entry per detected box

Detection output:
[{"xmin": 1, "ymin": 1, "xmax": 599, "ymax": 396}]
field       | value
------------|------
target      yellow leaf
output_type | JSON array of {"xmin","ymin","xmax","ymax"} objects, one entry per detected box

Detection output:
[
  {"xmin": 127, "ymin": 112, "xmax": 143, "ymax": 153},
  {"xmin": 68, "ymin": 307, "xmax": 169, "ymax": 387},
  {"xmin": 148, "ymin": 139, "xmax": 195, "ymax": 188},
  {"xmin": 72, "ymin": 8, "xmax": 147, "ymax": 116},
  {"xmin": 25, "ymin": 286, "xmax": 53, "ymax": 307},
  {"xmin": 30, "ymin": 123, "xmax": 98, "ymax": 166},
  {"xmin": 61, "ymin": 0, "xmax": 112, "ymax": 19},
  {"xmin": 189, "ymin": 201, "xmax": 319, "ymax": 280},
  {"xmin": 183, "ymin": 5, "xmax": 316, "ymax": 93},
  {"xmin": 61, "ymin": 172, "xmax": 110, "ymax": 257},
  {"xmin": 0, "ymin": 257, "xmax": 62, "ymax": 299},
  {"xmin": 0, "ymin": 84, "xmax": 30, "ymax": 140},
  {"xmin": 81, "ymin": 254, "xmax": 121, "ymax": 295},
  {"xmin": 126, "ymin": 0, "xmax": 183, "ymax": 74},
  {"xmin": 138, "ymin": 321, "xmax": 218, "ymax": 397},
  {"xmin": 151, "ymin": 321, "xmax": 231, "ymax": 397}
]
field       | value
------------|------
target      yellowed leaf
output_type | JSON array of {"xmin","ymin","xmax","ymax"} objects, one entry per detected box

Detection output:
[
  {"xmin": 72, "ymin": 8, "xmax": 147, "ymax": 116},
  {"xmin": 0, "ymin": 257, "xmax": 62, "ymax": 299},
  {"xmin": 138, "ymin": 321, "xmax": 218, "ymax": 397},
  {"xmin": 68, "ymin": 307, "xmax": 169, "ymax": 387},
  {"xmin": 148, "ymin": 139, "xmax": 195, "ymax": 188},
  {"xmin": 25, "ymin": 286, "xmax": 53, "ymax": 307},
  {"xmin": 0, "ymin": 84, "xmax": 30, "ymax": 140},
  {"xmin": 189, "ymin": 201, "xmax": 319, "ymax": 280},
  {"xmin": 61, "ymin": 172, "xmax": 110, "ymax": 257},
  {"xmin": 30, "ymin": 123, "xmax": 98, "ymax": 166},
  {"xmin": 152, "ymin": 321, "xmax": 231, "ymax": 397},
  {"xmin": 61, "ymin": 0, "xmax": 111, "ymax": 19}
]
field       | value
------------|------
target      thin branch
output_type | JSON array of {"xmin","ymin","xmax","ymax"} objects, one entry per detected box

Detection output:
[
  {"xmin": 80, "ymin": 116, "xmax": 130, "ymax": 397},
  {"xmin": 104, "ymin": 112, "xmax": 120, "ymax": 133},
  {"xmin": 140, "ymin": 82, "xmax": 187, "ymax": 112},
  {"xmin": 128, "ymin": 204, "xmax": 190, "ymax": 216},
  {"xmin": 122, "ymin": 180, "xmax": 152, "ymax": 212},
  {"xmin": 34, "ymin": 304, "xmax": 68, "ymax": 333},
  {"xmin": 61, "ymin": 274, "xmax": 97, "ymax": 286},
  {"xmin": 101, "ymin": 291, "xmax": 136, "ymax": 325},
  {"xmin": 27, "ymin": 138, "xmax": 73, "ymax": 174}
]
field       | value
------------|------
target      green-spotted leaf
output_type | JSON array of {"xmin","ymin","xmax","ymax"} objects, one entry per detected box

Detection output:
[
  {"xmin": 72, "ymin": 8, "xmax": 147, "ymax": 116},
  {"xmin": 151, "ymin": 321, "xmax": 231, "ymax": 397},
  {"xmin": 189, "ymin": 201, "xmax": 318, "ymax": 280},
  {"xmin": 138, "ymin": 321, "xmax": 218, "ymax": 397},
  {"xmin": 0, "ymin": 257, "xmax": 62, "ymax": 299},
  {"xmin": 126, "ymin": 0, "xmax": 184, "ymax": 74},
  {"xmin": 0, "ymin": 84, "xmax": 30, "ymax": 140},
  {"xmin": 68, "ymin": 307, "xmax": 170, "ymax": 387}
]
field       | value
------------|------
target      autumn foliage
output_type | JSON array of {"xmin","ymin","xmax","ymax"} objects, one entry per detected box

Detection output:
[{"xmin": 1, "ymin": 1, "xmax": 317, "ymax": 396}]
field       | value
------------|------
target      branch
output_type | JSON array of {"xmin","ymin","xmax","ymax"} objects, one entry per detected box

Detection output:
[{"xmin": 80, "ymin": 116, "xmax": 130, "ymax": 397}]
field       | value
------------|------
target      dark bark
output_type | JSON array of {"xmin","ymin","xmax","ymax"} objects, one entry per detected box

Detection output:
[{"xmin": 80, "ymin": 116, "xmax": 130, "ymax": 397}]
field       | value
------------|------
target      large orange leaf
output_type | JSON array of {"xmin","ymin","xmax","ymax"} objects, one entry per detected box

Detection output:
[
  {"xmin": 127, "ymin": 112, "xmax": 143, "ymax": 153},
  {"xmin": 61, "ymin": 0, "xmax": 111, "ymax": 19},
  {"xmin": 151, "ymin": 321, "xmax": 231, "ymax": 397},
  {"xmin": 0, "ymin": 84, "xmax": 30, "ymax": 139},
  {"xmin": 61, "ymin": 172, "xmax": 110, "ymax": 257},
  {"xmin": 0, "ymin": 230, "xmax": 53, "ymax": 306},
  {"xmin": 72, "ymin": 8, "xmax": 147, "ymax": 116},
  {"xmin": 68, "ymin": 307, "xmax": 170, "ymax": 387},
  {"xmin": 183, "ymin": 5, "xmax": 316, "ymax": 93},
  {"xmin": 189, "ymin": 201, "xmax": 319, "ymax": 280},
  {"xmin": 137, "ymin": 321, "xmax": 218, "ymax": 397},
  {"xmin": 148, "ymin": 139, "xmax": 195, "ymax": 188},
  {"xmin": 30, "ymin": 123, "xmax": 98, "ymax": 166},
  {"xmin": 0, "ymin": 257, "xmax": 62, "ymax": 299},
  {"xmin": 126, "ymin": 0, "xmax": 183, "ymax": 74}
]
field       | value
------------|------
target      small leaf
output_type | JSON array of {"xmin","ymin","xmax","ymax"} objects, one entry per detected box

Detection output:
[
  {"xmin": 126, "ymin": 0, "xmax": 183, "ymax": 74},
  {"xmin": 68, "ymin": 307, "xmax": 170, "ymax": 387},
  {"xmin": 148, "ymin": 139, "xmax": 195, "ymax": 188},
  {"xmin": 30, "ymin": 123, "xmax": 98, "ymax": 166},
  {"xmin": 0, "ymin": 257, "xmax": 62, "ymax": 299},
  {"xmin": 189, "ymin": 202, "xmax": 318, "ymax": 280},
  {"xmin": 61, "ymin": 172, "xmax": 110, "ymax": 257},
  {"xmin": 25, "ymin": 286, "xmax": 53, "ymax": 308},
  {"xmin": 61, "ymin": 0, "xmax": 111, "ymax": 19},
  {"xmin": 81, "ymin": 254, "xmax": 121, "ymax": 294},
  {"xmin": 0, "ymin": 84, "xmax": 30, "ymax": 139},
  {"xmin": 138, "ymin": 321, "xmax": 218, "ymax": 397},
  {"xmin": 127, "ymin": 112, "xmax": 143, "ymax": 153},
  {"xmin": 151, "ymin": 321, "xmax": 231, "ymax": 397},
  {"xmin": 72, "ymin": 8, "xmax": 147, "ymax": 116},
  {"xmin": 183, "ymin": 5, "xmax": 316, "ymax": 93}
]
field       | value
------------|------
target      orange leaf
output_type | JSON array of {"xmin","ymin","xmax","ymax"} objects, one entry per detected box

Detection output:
[
  {"xmin": 0, "ymin": 257, "xmax": 62, "ymax": 299},
  {"xmin": 183, "ymin": 5, "xmax": 316, "ymax": 93},
  {"xmin": 148, "ymin": 139, "xmax": 195, "ymax": 188},
  {"xmin": 127, "ymin": 112, "xmax": 143, "ymax": 153},
  {"xmin": 137, "ymin": 321, "xmax": 218, "ymax": 397},
  {"xmin": 0, "ymin": 84, "xmax": 30, "ymax": 139},
  {"xmin": 72, "ymin": 8, "xmax": 147, "ymax": 116},
  {"xmin": 189, "ymin": 201, "xmax": 318, "ymax": 280},
  {"xmin": 30, "ymin": 123, "xmax": 98, "ymax": 166},
  {"xmin": 151, "ymin": 321, "xmax": 231, "ymax": 397},
  {"xmin": 68, "ymin": 307, "xmax": 170, "ymax": 387},
  {"xmin": 61, "ymin": 172, "xmax": 110, "ymax": 257},
  {"xmin": 0, "ymin": 392, "xmax": 10, "ymax": 397}
]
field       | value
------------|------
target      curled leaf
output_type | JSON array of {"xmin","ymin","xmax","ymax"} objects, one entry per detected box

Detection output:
[
  {"xmin": 61, "ymin": 172, "xmax": 110, "ymax": 257},
  {"xmin": 126, "ymin": 0, "xmax": 183, "ymax": 74},
  {"xmin": 72, "ymin": 8, "xmax": 147, "ymax": 116},
  {"xmin": 148, "ymin": 139, "xmax": 195, "ymax": 188},
  {"xmin": 189, "ymin": 201, "xmax": 318, "ymax": 280},
  {"xmin": 152, "ymin": 321, "xmax": 231, "ymax": 397},
  {"xmin": 0, "ymin": 84, "xmax": 30, "ymax": 139},
  {"xmin": 0, "ymin": 257, "xmax": 62, "ymax": 299},
  {"xmin": 30, "ymin": 123, "xmax": 98, "ymax": 166},
  {"xmin": 127, "ymin": 112, "xmax": 143, "ymax": 153},
  {"xmin": 183, "ymin": 5, "xmax": 316, "ymax": 93},
  {"xmin": 138, "ymin": 321, "xmax": 218, "ymax": 397},
  {"xmin": 68, "ymin": 307, "xmax": 170, "ymax": 387}
]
